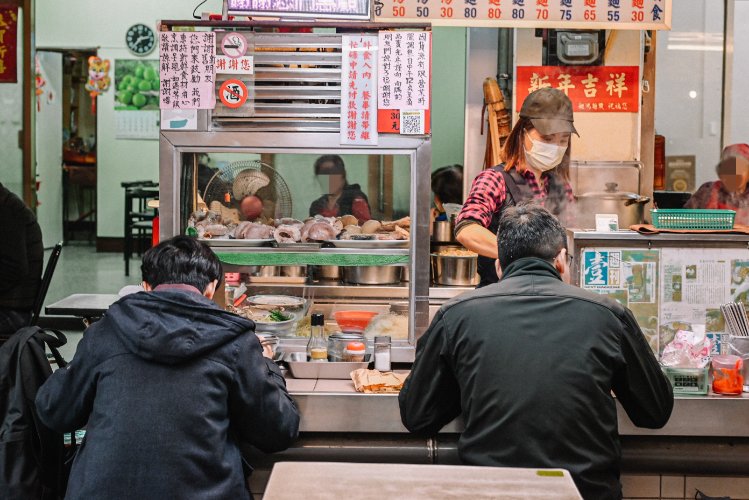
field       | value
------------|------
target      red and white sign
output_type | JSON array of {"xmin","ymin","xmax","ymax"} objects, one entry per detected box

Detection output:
[
  {"xmin": 377, "ymin": 30, "xmax": 431, "ymax": 134},
  {"xmin": 340, "ymin": 35, "xmax": 378, "ymax": 145},
  {"xmin": 0, "ymin": 6, "xmax": 19, "ymax": 83},
  {"xmin": 215, "ymin": 55, "xmax": 254, "ymax": 75},
  {"xmin": 221, "ymin": 33, "xmax": 248, "ymax": 58},
  {"xmin": 219, "ymin": 79, "xmax": 248, "ymax": 109},
  {"xmin": 516, "ymin": 66, "xmax": 640, "ymax": 113}
]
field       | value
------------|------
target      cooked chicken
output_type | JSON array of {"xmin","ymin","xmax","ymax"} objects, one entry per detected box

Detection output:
[
  {"xmin": 302, "ymin": 221, "xmax": 338, "ymax": 242},
  {"xmin": 274, "ymin": 224, "xmax": 302, "ymax": 243},
  {"xmin": 235, "ymin": 221, "xmax": 274, "ymax": 239}
]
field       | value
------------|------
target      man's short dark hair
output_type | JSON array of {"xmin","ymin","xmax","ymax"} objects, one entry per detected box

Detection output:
[
  {"xmin": 431, "ymin": 165, "xmax": 464, "ymax": 205},
  {"xmin": 497, "ymin": 203, "xmax": 567, "ymax": 269},
  {"xmin": 141, "ymin": 236, "xmax": 222, "ymax": 291},
  {"xmin": 314, "ymin": 155, "xmax": 346, "ymax": 176}
]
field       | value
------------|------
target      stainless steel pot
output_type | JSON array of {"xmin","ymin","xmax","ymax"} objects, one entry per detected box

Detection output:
[
  {"xmin": 431, "ymin": 253, "xmax": 479, "ymax": 286},
  {"xmin": 315, "ymin": 265, "xmax": 341, "ymax": 280},
  {"xmin": 575, "ymin": 183, "xmax": 650, "ymax": 229},
  {"xmin": 432, "ymin": 219, "xmax": 456, "ymax": 243},
  {"xmin": 342, "ymin": 266, "xmax": 402, "ymax": 285},
  {"xmin": 280, "ymin": 266, "xmax": 307, "ymax": 277},
  {"xmin": 253, "ymin": 266, "xmax": 278, "ymax": 277}
]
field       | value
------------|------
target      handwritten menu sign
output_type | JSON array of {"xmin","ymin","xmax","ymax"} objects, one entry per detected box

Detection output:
[
  {"xmin": 226, "ymin": 0, "xmax": 371, "ymax": 20},
  {"xmin": 160, "ymin": 32, "xmax": 216, "ymax": 110},
  {"xmin": 374, "ymin": 0, "xmax": 672, "ymax": 30},
  {"xmin": 377, "ymin": 31, "xmax": 431, "ymax": 134},
  {"xmin": 341, "ymin": 35, "xmax": 378, "ymax": 145},
  {"xmin": 516, "ymin": 66, "xmax": 640, "ymax": 113}
]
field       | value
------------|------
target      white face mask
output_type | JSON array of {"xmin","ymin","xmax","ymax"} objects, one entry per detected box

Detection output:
[{"xmin": 524, "ymin": 133, "xmax": 567, "ymax": 172}]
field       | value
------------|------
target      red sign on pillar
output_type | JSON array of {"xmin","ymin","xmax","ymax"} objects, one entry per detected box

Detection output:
[
  {"xmin": 0, "ymin": 5, "xmax": 19, "ymax": 83},
  {"xmin": 516, "ymin": 66, "xmax": 640, "ymax": 113}
]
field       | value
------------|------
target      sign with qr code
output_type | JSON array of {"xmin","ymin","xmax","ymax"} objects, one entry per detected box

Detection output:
[{"xmin": 400, "ymin": 110, "xmax": 425, "ymax": 135}]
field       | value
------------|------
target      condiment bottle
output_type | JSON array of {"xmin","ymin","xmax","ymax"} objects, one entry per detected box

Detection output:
[
  {"xmin": 306, "ymin": 313, "xmax": 328, "ymax": 362},
  {"xmin": 374, "ymin": 335, "xmax": 391, "ymax": 371},
  {"xmin": 343, "ymin": 341, "xmax": 366, "ymax": 362}
]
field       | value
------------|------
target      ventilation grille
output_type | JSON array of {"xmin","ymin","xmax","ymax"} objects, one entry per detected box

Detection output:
[{"xmin": 212, "ymin": 32, "xmax": 343, "ymax": 132}]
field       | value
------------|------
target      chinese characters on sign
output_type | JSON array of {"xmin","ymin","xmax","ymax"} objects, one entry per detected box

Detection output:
[
  {"xmin": 341, "ymin": 35, "xmax": 378, "ymax": 145},
  {"xmin": 516, "ymin": 66, "xmax": 640, "ymax": 113},
  {"xmin": 159, "ymin": 32, "xmax": 216, "ymax": 110},
  {"xmin": 227, "ymin": 0, "xmax": 370, "ymax": 18},
  {"xmin": 374, "ymin": 0, "xmax": 671, "ymax": 30},
  {"xmin": 0, "ymin": 6, "xmax": 19, "ymax": 83},
  {"xmin": 215, "ymin": 56, "xmax": 254, "ymax": 75},
  {"xmin": 377, "ymin": 31, "xmax": 431, "ymax": 134}
]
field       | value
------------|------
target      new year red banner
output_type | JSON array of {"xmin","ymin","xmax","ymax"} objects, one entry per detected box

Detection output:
[
  {"xmin": 0, "ymin": 5, "xmax": 18, "ymax": 83},
  {"xmin": 516, "ymin": 66, "xmax": 640, "ymax": 113}
]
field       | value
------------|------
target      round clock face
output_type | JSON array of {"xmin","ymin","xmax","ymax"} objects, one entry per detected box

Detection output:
[{"xmin": 126, "ymin": 23, "xmax": 156, "ymax": 56}]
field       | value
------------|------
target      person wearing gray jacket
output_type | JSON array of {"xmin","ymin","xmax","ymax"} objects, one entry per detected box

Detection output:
[
  {"xmin": 399, "ymin": 204, "xmax": 673, "ymax": 500},
  {"xmin": 36, "ymin": 236, "xmax": 299, "ymax": 499}
]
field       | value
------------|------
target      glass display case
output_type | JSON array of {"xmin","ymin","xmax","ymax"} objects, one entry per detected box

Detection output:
[{"xmin": 160, "ymin": 132, "xmax": 431, "ymax": 361}]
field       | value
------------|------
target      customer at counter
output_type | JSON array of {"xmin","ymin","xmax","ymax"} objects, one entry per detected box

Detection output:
[
  {"xmin": 0, "ymin": 182, "xmax": 43, "ymax": 343},
  {"xmin": 455, "ymin": 88, "xmax": 576, "ymax": 287},
  {"xmin": 309, "ymin": 154, "xmax": 372, "ymax": 223},
  {"xmin": 36, "ymin": 236, "xmax": 299, "ymax": 500},
  {"xmin": 684, "ymin": 143, "xmax": 749, "ymax": 223},
  {"xmin": 400, "ymin": 204, "xmax": 674, "ymax": 500}
]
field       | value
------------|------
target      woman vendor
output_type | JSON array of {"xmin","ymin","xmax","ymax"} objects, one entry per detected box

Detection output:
[
  {"xmin": 684, "ymin": 143, "xmax": 749, "ymax": 224},
  {"xmin": 309, "ymin": 155, "xmax": 372, "ymax": 224},
  {"xmin": 455, "ymin": 87, "xmax": 577, "ymax": 287}
]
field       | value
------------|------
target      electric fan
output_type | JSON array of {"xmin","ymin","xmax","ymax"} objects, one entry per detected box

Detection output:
[{"xmin": 202, "ymin": 160, "xmax": 293, "ymax": 223}]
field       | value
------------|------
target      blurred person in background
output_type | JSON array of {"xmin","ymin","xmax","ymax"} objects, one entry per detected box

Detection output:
[
  {"xmin": 685, "ymin": 143, "xmax": 749, "ymax": 224},
  {"xmin": 309, "ymin": 155, "xmax": 371, "ymax": 223},
  {"xmin": 400, "ymin": 204, "xmax": 673, "ymax": 500},
  {"xmin": 0, "ymin": 182, "xmax": 43, "ymax": 344},
  {"xmin": 455, "ymin": 88, "xmax": 577, "ymax": 287},
  {"xmin": 431, "ymin": 164, "xmax": 464, "ymax": 222},
  {"xmin": 36, "ymin": 236, "xmax": 299, "ymax": 499}
]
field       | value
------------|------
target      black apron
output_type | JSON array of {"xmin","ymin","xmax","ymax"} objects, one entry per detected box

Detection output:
[{"xmin": 476, "ymin": 166, "xmax": 569, "ymax": 288}]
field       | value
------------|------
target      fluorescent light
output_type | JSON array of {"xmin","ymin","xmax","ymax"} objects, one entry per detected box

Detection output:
[{"xmin": 666, "ymin": 44, "xmax": 723, "ymax": 52}]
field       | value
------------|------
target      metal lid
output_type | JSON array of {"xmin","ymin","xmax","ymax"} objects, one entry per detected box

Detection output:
[
  {"xmin": 328, "ymin": 333, "xmax": 365, "ymax": 341},
  {"xmin": 374, "ymin": 335, "xmax": 391, "ymax": 344}
]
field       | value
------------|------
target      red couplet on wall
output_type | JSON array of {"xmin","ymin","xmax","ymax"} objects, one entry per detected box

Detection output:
[{"xmin": 0, "ymin": 6, "xmax": 19, "ymax": 84}]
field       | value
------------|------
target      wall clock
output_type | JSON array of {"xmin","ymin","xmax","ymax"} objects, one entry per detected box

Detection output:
[{"xmin": 126, "ymin": 23, "xmax": 156, "ymax": 56}]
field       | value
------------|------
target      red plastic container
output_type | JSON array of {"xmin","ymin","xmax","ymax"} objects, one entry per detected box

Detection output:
[{"xmin": 333, "ymin": 311, "xmax": 378, "ymax": 333}]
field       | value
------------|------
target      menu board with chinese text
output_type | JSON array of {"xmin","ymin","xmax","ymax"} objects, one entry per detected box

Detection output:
[
  {"xmin": 516, "ymin": 66, "xmax": 640, "ymax": 113},
  {"xmin": 374, "ymin": 0, "xmax": 671, "ymax": 30},
  {"xmin": 226, "ymin": 0, "xmax": 371, "ymax": 19},
  {"xmin": 160, "ymin": 32, "xmax": 216, "ymax": 110}
]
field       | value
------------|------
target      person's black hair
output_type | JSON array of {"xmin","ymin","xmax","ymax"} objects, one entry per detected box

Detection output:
[
  {"xmin": 314, "ymin": 155, "xmax": 346, "ymax": 176},
  {"xmin": 141, "ymin": 235, "xmax": 223, "ymax": 291},
  {"xmin": 497, "ymin": 203, "xmax": 567, "ymax": 269},
  {"xmin": 431, "ymin": 164, "xmax": 464, "ymax": 205}
]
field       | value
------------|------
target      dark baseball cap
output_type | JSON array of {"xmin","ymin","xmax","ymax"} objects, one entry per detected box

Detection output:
[{"xmin": 519, "ymin": 87, "xmax": 579, "ymax": 136}]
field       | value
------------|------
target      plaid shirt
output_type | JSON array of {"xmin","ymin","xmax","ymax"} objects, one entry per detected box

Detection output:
[{"xmin": 456, "ymin": 167, "xmax": 575, "ymax": 230}]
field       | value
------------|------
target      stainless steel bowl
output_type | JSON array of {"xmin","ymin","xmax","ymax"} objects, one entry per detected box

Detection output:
[
  {"xmin": 343, "ymin": 266, "xmax": 402, "ymax": 285},
  {"xmin": 400, "ymin": 265, "xmax": 410, "ymax": 282},
  {"xmin": 431, "ymin": 253, "xmax": 479, "ymax": 286}
]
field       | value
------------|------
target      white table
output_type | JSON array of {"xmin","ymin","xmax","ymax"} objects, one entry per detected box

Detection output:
[{"xmin": 263, "ymin": 462, "xmax": 582, "ymax": 499}]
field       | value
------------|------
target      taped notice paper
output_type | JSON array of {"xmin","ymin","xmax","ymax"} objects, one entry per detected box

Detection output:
[
  {"xmin": 595, "ymin": 214, "xmax": 619, "ymax": 232},
  {"xmin": 161, "ymin": 109, "xmax": 197, "ymax": 130},
  {"xmin": 400, "ymin": 110, "xmax": 425, "ymax": 135}
]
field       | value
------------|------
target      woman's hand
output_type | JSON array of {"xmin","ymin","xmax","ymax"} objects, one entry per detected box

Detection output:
[{"xmin": 455, "ymin": 223, "xmax": 499, "ymax": 259}]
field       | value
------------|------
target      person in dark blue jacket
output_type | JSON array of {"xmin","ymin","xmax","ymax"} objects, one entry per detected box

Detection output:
[{"xmin": 35, "ymin": 236, "xmax": 300, "ymax": 500}]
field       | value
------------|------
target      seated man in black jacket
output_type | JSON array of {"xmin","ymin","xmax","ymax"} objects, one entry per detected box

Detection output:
[
  {"xmin": 0, "ymin": 182, "xmax": 43, "ymax": 342},
  {"xmin": 36, "ymin": 236, "xmax": 300, "ymax": 500},
  {"xmin": 399, "ymin": 204, "xmax": 673, "ymax": 500}
]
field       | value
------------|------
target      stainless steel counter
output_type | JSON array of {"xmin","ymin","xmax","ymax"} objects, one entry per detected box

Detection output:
[{"xmin": 286, "ymin": 375, "xmax": 749, "ymax": 437}]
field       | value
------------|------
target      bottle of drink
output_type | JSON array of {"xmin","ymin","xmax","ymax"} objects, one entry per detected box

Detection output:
[{"xmin": 307, "ymin": 313, "xmax": 328, "ymax": 362}]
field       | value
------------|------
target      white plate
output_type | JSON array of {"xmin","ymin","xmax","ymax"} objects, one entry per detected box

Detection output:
[
  {"xmin": 325, "ymin": 239, "xmax": 409, "ymax": 249},
  {"xmin": 247, "ymin": 294, "xmax": 306, "ymax": 308},
  {"xmin": 201, "ymin": 238, "xmax": 274, "ymax": 247}
]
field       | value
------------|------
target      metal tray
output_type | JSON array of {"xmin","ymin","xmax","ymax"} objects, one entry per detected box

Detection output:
[
  {"xmin": 284, "ymin": 352, "xmax": 371, "ymax": 379},
  {"xmin": 276, "ymin": 242, "xmax": 323, "ymax": 251},
  {"xmin": 325, "ymin": 239, "xmax": 409, "ymax": 249},
  {"xmin": 201, "ymin": 238, "xmax": 274, "ymax": 247}
]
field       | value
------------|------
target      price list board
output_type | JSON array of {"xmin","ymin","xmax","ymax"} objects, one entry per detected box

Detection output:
[{"xmin": 374, "ymin": 0, "xmax": 672, "ymax": 30}]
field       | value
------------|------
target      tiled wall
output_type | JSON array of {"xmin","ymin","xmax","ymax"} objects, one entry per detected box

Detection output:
[{"xmin": 623, "ymin": 474, "xmax": 749, "ymax": 500}]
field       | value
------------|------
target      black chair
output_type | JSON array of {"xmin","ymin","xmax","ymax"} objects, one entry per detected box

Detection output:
[
  {"xmin": 29, "ymin": 241, "xmax": 63, "ymax": 327},
  {"xmin": 122, "ymin": 181, "xmax": 159, "ymax": 276}
]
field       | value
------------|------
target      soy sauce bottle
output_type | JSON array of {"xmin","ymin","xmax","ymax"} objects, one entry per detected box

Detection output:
[{"xmin": 306, "ymin": 313, "xmax": 328, "ymax": 362}]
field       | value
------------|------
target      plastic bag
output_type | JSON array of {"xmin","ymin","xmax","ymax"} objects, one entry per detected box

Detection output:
[{"xmin": 660, "ymin": 329, "xmax": 712, "ymax": 368}]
